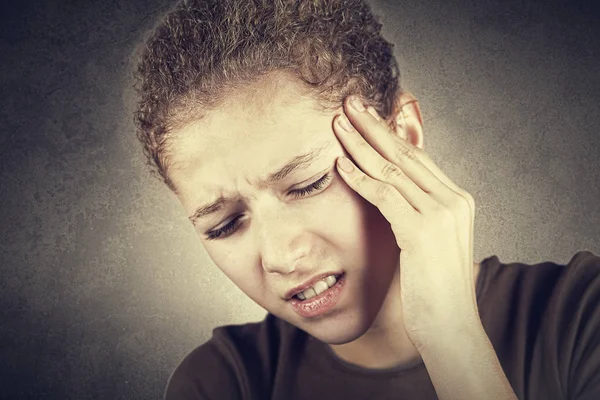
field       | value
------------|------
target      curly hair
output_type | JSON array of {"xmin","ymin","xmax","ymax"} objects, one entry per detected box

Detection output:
[{"xmin": 133, "ymin": 0, "xmax": 401, "ymax": 192}]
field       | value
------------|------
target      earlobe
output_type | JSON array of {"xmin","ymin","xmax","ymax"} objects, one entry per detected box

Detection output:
[{"xmin": 392, "ymin": 92, "xmax": 425, "ymax": 149}]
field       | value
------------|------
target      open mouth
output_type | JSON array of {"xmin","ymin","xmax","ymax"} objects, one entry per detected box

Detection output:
[
  {"xmin": 289, "ymin": 273, "xmax": 346, "ymax": 318},
  {"xmin": 292, "ymin": 273, "xmax": 344, "ymax": 302}
]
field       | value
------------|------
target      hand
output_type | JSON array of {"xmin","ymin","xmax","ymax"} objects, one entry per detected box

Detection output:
[{"xmin": 332, "ymin": 95, "xmax": 479, "ymax": 348}]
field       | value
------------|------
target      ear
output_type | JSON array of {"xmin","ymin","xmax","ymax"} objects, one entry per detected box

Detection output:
[{"xmin": 389, "ymin": 92, "xmax": 424, "ymax": 149}]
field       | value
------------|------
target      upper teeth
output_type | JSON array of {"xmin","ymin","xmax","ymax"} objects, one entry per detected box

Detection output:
[{"xmin": 296, "ymin": 275, "xmax": 338, "ymax": 300}]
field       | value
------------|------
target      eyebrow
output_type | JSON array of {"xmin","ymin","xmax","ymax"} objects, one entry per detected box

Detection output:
[{"xmin": 188, "ymin": 144, "xmax": 330, "ymax": 225}]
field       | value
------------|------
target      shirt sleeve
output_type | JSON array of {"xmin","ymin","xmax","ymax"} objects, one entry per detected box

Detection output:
[
  {"xmin": 551, "ymin": 251, "xmax": 600, "ymax": 400},
  {"xmin": 569, "ymin": 251, "xmax": 600, "ymax": 400}
]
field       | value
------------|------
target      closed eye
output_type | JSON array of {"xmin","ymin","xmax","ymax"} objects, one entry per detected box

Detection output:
[
  {"xmin": 289, "ymin": 173, "xmax": 332, "ymax": 199},
  {"xmin": 204, "ymin": 173, "xmax": 332, "ymax": 240}
]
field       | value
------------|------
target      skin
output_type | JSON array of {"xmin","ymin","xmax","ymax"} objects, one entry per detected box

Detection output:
[{"xmin": 167, "ymin": 72, "xmax": 481, "ymax": 369}]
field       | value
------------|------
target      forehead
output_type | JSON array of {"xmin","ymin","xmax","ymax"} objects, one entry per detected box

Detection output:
[{"xmin": 167, "ymin": 76, "xmax": 341, "ymax": 199}]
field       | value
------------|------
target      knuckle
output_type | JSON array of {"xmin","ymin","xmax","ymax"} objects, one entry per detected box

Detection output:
[
  {"xmin": 463, "ymin": 192, "xmax": 476, "ymax": 209},
  {"xmin": 453, "ymin": 192, "xmax": 474, "ymax": 215},
  {"xmin": 395, "ymin": 144, "xmax": 418, "ymax": 163},
  {"xmin": 412, "ymin": 146, "xmax": 425, "ymax": 157},
  {"xmin": 375, "ymin": 183, "xmax": 394, "ymax": 200},
  {"xmin": 354, "ymin": 173, "xmax": 369, "ymax": 187},
  {"xmin": 380, "ymin": 162, "xmax": 403, "ymax": 180}
]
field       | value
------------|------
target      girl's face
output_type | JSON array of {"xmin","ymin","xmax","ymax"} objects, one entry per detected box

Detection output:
[{"xmin": 167, "ymin": 74, "xmax": 401, "ymax": 344}]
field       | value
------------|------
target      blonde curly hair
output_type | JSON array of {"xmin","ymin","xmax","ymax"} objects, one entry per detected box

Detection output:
[{"xmin": 134, "ymin": 0, "xmax": 401, "ymax": 192}]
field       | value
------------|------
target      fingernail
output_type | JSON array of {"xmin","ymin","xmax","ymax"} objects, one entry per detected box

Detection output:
[
  {"xmin": 349, "ymin": 96, "xmax": 366, "ymax": 112},
  {"xmin": 337, "ymin": 114, "xmax": 354, "ymax": 132},
  {"xmin": 337, "ymin": 157, "xmax": 354, "ymax": 172}
]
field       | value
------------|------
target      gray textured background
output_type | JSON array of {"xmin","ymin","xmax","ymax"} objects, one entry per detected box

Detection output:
[{"xmin": 1, "ymin": 0, "xmax": 599, "ymax": 399}]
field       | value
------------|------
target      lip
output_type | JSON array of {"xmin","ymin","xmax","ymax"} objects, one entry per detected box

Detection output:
[
  {"xmin": 289, "ymin": 273, "xmax": 346, "ymax": 318},
  {"xmin": 284, "ymin": 271, "xmax": 343, "ymax": 300}
]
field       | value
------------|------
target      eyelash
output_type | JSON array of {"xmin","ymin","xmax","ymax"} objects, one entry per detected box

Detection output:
[{"xmin": 205, "ymin": 173, "xmax": 332, "ymax": 241}]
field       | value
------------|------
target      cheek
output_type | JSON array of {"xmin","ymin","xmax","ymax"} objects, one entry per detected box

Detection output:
[
  {"xmin": 203, "ymin": 242, "xmax": 262, "ymax": 295},
  {"xmin": 314, "ymin": 180, "xmax": 380, "ymax": 252},
  {"xmin": 322, "ymin": 178, "xmax": 397, "ymax": 260}
]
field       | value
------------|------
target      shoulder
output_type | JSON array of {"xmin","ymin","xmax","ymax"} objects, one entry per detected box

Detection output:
[
  {"xmin": 556, "ymin": 250, "xmax": 600, "ymax": 289},
  {"xmin": 539, "ymin": 251, "xmax": 600, "ymax": 399},
  {"xmin": 477, "ymin": 250, "xmax": 600, "ymax": 309},
  {"xmin": 478, "ymin": 250, "xmax": 600, "ymax": 399},
  {"xmin": 164, "ymin": 314, "xmax": 304, "ymax": 400},
  {"xmin": 545, "ymin": 251, "xmax": 600, "ymax": 315}
]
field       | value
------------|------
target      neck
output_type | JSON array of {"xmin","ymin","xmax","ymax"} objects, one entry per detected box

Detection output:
[{"xmin": 326, "ymin": 261, "xmax": 482, "ymax": 370}]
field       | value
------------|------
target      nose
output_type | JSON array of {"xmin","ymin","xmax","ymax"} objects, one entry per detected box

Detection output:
[{"xmin": 255, "ymin": 207, "xmax": 309, "ymax": 275}]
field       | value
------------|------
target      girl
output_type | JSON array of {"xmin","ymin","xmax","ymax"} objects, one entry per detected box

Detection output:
[{"xmin": 133, "ymin": 1, "xmax": 600, "ymax": 399}]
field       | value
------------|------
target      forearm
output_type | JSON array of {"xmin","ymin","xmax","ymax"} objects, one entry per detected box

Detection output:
[{"xmin": 416, "ymin": 321, "xmax": 518, "ymax": 400}]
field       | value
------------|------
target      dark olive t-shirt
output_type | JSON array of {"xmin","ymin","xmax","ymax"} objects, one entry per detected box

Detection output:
[{"xmin": 165, "ymin": 251, "xmax": 600, "ymax": 400}]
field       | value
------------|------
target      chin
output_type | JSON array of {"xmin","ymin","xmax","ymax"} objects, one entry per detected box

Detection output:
[{"xmin": 299, "ymin": 309, "xmax": 376, "ymax": 345}]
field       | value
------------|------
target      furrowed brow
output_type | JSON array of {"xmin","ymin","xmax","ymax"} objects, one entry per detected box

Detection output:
[
  {"xmin": 188, "ymin": 145, "xmax": 330, "ymax": 225},
  {"xmin": 260, "ymin": 145, "xmax": 329, "ymax": 186},
  {"xmin": 189, "ymin": 197, "xmax": 228, "ymax": 225}
]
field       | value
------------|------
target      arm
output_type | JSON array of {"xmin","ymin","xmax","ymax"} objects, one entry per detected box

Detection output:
[
  {"xmin": 331, "ymin": 94, "xmax": 518, "ymax": 399},
  {"xmin": 417, "ymin": 320, "xmax": 518, "ymax": 400}
]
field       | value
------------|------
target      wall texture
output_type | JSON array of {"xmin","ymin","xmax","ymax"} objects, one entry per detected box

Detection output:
[{"xmin": 1, "ymin": 0, "xmax": 598, "ymax": 399}]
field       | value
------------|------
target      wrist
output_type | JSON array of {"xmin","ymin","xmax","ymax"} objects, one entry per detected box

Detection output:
[{"xmin": 410, "ymin": 313, "xmax": 484, "ymax": 353}]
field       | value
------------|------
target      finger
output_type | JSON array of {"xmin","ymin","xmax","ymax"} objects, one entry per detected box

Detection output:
[
  {"xmin": 334, "ymin": 113, "xmax": 436, "ymax": 212},
  {"xmin": 359, "ymin": 101, "xmax": 477, "ymax": 224},
  {"xmin": 370, "ymin": 101, "xmax": 472, "ymax": 205},
  {"xmin": 335, "ymin": 156, "xmax": 419, "ymax": 229},
  {"xmin": 343, "ymin": 96, "xmax": 450, "ymax": 197}
]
